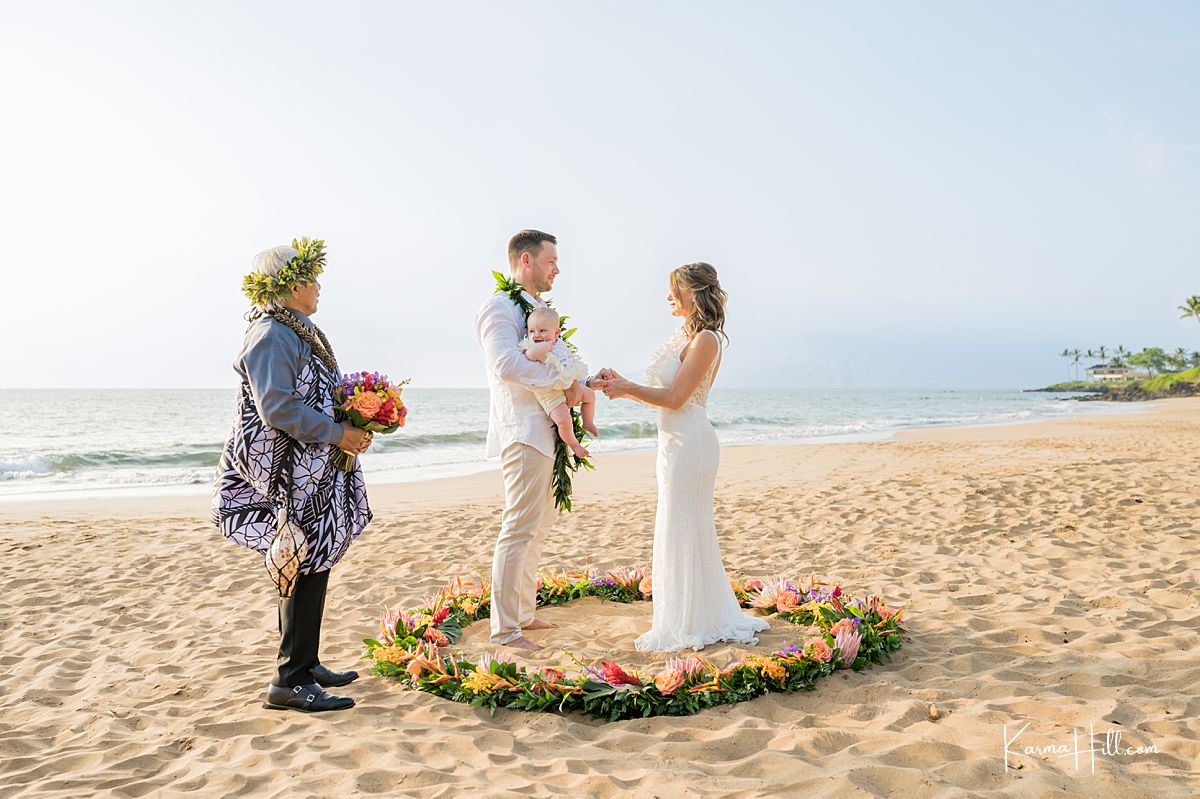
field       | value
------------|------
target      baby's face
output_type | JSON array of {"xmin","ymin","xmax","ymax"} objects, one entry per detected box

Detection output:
[{"xmin": 528, "ymin": 318, "xmax": 560, "ymax": 344}]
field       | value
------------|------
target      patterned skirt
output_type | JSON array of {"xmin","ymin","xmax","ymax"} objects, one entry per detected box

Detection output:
[{"xmin": 211, "ymin": 384, "xmax": 371, "ymax": 574}]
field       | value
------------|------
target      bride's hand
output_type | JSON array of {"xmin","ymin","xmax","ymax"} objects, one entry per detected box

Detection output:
[{"xmin": 598, "ymin": 369, "xmax": 633, "ymax": 399}]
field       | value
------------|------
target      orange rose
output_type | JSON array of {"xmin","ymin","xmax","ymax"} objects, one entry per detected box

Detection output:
[
  {"xmin": 352, "ymin": 391, "xmax": 383, "ymax": 419},
  {"xmin": 804, "ymin": 637, "xmax": 834, "ymax": 663},
  {"xmin": 639, "ymin": 575, "xmax": 653, "ymax": 598},
  {"xmin": 775, "ymin": 590, "xmax": 801, "ymax": 613},
  {"xmin": 829, "ymin": 618, "xmax": 857, "ymax": 637},
  {"xmin": 654, "ymin": 668, "xmax": 686, "ymax": 695}
]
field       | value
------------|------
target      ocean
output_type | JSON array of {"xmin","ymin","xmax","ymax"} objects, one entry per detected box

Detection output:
[{"xmin": 0, "ymin": 388, "xmax": 1128, "ymax": 502}]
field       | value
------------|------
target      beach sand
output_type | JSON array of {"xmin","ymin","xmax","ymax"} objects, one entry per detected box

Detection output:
[{"xmin": 2, "ymin": 400, "xmax": 1197, "ymax": 797}]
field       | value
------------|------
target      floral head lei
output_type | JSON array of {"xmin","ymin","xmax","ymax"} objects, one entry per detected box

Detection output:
[{"xmin": 243, "ymin": 237, "xmax": 327, "ymax": 307}]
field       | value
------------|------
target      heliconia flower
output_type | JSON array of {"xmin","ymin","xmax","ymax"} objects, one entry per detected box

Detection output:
[
  {"xmin": 639, "ymin": 575, "xmax": 653, "ymax": 598},
  {"xmin": 405, "ymin": 660, "xmax": 426, "ymax": 679},
  {"xmin": 430, "ymin": 607, "xmax": 450, "ymax": 626},
  {"xmin": 803, "ymin": 636, "xmax": 835, "ymax": 663},
  {"xmin": 835, "ymin": 628, "xmax": 862, "ymax": 668},
  {"xmin": 775, "ymin": 589, "xmax": 801, "ymax": 613},
  {"xmin": 599, "ymin": 661, "xmax": 642, "ymax": 687},
  {"xmin": 654, "ymin": 668, "xmax": 685, "ymax": 695}
]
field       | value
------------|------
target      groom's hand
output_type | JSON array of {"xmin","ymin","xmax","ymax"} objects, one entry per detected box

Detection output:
[{"xmin": 564, "ymin": 380, "xmax": 585, "ymax": 407}]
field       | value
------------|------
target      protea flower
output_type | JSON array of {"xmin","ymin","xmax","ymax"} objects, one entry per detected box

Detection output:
[
  {"xmin": 835, "ymin": 628, "xmax": 862, "ymax": 668},
  {"xmin": 664, "ymin": 655, "xmax": 707, "ymax": 676},
  {"xmin": 749, "ymin": 576, "xmax": 792, "ymax": 611},
  {"xmin": 478, "ymin": 651, "xmax": 517, "ymax": 673}
]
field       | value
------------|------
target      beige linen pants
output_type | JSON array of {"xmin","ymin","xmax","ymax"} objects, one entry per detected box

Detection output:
[{"xmin": 490, "ymin": 442, "xmax": 557, "ymax": 644}]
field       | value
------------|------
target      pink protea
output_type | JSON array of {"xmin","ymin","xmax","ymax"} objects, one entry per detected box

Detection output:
[
  {"xmin": 664, "ymin": 655, "xmax": 707, "ymax": 676},
  {"xmin": 749, "ymin": 576, "xmax": 792, "ymax": 611},
  {"xmin": 477, "ymin": 651, "xmax": 517, "ymax": 673},
  {"xmin": 835, "ymin": 628, "xmax": 862, "ymax": 668}
]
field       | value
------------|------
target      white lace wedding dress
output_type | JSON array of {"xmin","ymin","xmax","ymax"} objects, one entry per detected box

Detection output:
[{"xmin": 634, "ymin": 329, "xmax": 770, "ymax": 652}]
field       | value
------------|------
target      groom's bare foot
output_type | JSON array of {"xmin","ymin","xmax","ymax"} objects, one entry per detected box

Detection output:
[
  {"xmin": 501, "ymin": 635, "xmax": 543, "ymax": 651},
  {"xmin": 523, "ymin": 618, "xmax": 555, "ymax": 630}
]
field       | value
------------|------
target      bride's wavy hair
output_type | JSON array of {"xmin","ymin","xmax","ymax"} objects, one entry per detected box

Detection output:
[{"xmin": 670, "ymin": 262, "xmax": 729, "ymax": 344}]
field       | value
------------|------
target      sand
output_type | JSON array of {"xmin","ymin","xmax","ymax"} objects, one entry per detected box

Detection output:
[{"xmin": 1, "ymin": 400, "xmax": 1198, "ymax": 797}]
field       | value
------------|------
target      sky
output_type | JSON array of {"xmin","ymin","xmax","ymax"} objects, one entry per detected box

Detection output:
[{"xmin": 1, "ymin": 1, "xmax": 1197, "ymax": 389}]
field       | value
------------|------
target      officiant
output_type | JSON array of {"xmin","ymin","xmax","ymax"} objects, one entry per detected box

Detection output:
[{"xmin": 211, "ymin": 238, "xmax": 373, "ymax": 713}]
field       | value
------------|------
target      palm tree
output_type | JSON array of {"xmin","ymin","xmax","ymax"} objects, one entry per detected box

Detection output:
[
  {"xmin": 1071, "ymin": 348, "xmax": 1083, "ymax": 381},
  {"xmin": 1173, "ymin": 347, "xmax": 1189, "ymax": 372},
  {"xmin": 1190, "ymin": 351, "xmax": 1200, "ymax": 369},
  {"xmin": 1097, "ymin": 345, "xmax": 1108, "ymax": 364},
  {"xmin": 1114, "ymin": 345, "xmax": 1131, "ymax": 367},
  {"xmin": 1059, "ymin": 348, "xmax": 1073, "ymax": 381},
  {"xmin": 1179, "ymin": 295, "xmax": 1200, "ymax": 323}
]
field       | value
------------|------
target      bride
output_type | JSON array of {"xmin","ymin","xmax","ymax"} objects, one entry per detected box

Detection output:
[{"xmin": 595, "ymin": 263, "xmax": 768, "ymax": 652}]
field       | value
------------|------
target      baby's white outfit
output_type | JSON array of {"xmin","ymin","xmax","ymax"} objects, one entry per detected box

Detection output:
[{"xmin": 519, "ymin": 336, "xmax": 589, "ymax": 414}]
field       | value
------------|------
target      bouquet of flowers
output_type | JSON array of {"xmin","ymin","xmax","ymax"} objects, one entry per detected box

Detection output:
[{"xmin": 332, "ymin": 371, "xmax": 409, "ymax": 471}]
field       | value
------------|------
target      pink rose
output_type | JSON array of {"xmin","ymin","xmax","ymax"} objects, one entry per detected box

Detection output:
[{"xmin": 639, "ymin": 575, "xmax": 653, "ymax": 598}]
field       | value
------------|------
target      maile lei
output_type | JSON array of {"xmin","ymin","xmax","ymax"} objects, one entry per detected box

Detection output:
[{"xmin": 493, "ymin": 271, "xmax": 594, "ymax": 512}]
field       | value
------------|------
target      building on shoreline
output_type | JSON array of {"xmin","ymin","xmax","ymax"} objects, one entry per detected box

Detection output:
[{"xmin": 1087, "ymin": 364, "xmax": 1135, "ymax": 381}]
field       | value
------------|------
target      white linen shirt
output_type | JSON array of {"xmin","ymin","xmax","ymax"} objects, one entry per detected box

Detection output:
[{"xmin": 476, "ymin": 290, "xmax": 562, "ymax": 459}]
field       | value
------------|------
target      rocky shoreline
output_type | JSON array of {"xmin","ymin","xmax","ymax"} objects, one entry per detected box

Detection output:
[{"xmin": 1072, "ymin": 382, "xmax": 1200, "ymax": 401}]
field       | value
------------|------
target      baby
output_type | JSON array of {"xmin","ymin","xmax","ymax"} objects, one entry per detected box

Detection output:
[{"xmin": 520, "ymin": 306, "xmax": 598, "ymax": 458}]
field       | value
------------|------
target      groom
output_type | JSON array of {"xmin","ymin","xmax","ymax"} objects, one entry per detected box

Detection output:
[{"xmin": 476, "ymin": 229, "xmax": 586, "ymax": 651}]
